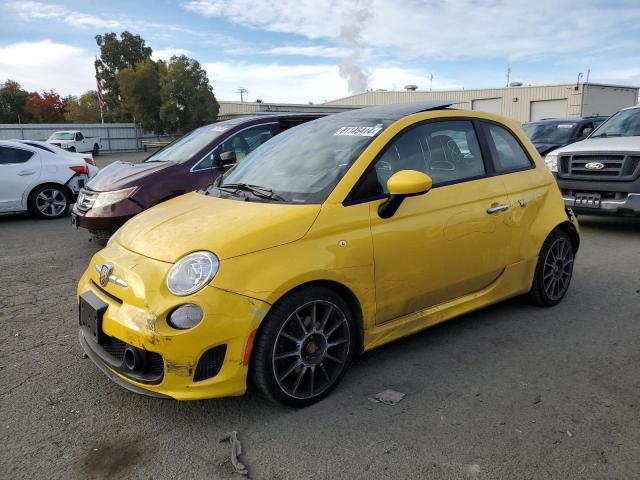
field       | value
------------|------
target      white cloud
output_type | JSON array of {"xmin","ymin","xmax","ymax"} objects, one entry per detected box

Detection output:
[
  {"xmin": 6, "ymin": 1, "xmax": 121, "ymax": 29},
  {"xmin": 0, "ymin": 40, "xmax": 95, "ymax": 95},
  {"xmin": 152, "ymin": 48, "xmax": 191, "ymax": 61},
  {"xmin": 264, "ymin": 46, "xmax": 348, "ymax": 58},
  {"xmin": 184, "ymin": 0, "xmax": 640, "ymax": 60}
]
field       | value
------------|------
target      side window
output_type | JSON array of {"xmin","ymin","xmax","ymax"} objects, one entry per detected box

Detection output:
[
  {"xmin": 352, "ymin": 121, "xmax": 486, "ymax": 199},
  {"xmin": 76, "ymin": 132, "xmax": 84, "ymax": 141},
  {"xmin": 0, "ymin": 147, "xmax": 35, "ymax": 165},
  {"xmin": 486, "ymin": 124, "xmax": 532, "ymax": 172},
  {"xmin": 195, "ymin": 124, "xmax": 278, "ymax": 170},
  {"xmin": 231, "ymin": 124, "xmax": 278, "ymax": 161}
]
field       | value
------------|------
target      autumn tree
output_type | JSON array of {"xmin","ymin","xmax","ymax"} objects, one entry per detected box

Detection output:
[
  {"xmin": 65, "ymin": 91, "xmax": 102, "ymax": 123},
  {"xmin": 117, "ymin": 61, "xmax": 163, "ymax": 132},
  {"xmin": 25, "ymin": 91, "xmax": 65, "ymax": 123},
  {"xmin": 95, "ymin": 31, "xmax": 153, "ymax": 121},
  {"xmin": 0, "ymin": 80, "xmax": 30, "ymax": 123},
  {"xmin": 159, "ymin": 55, "xmax": 219, "ymax": 134}
]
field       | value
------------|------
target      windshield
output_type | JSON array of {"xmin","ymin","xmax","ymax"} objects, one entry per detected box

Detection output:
[
  {"xmin": 49, "ymin": 132, "xmax": 74, "ymax": 140},
  {"xmin": 218, "ymin": 117, "xmax": 392, "ymax": 204},
  {"xmin": 144, "ymin": 124, "xmax": 229, "ymax": 162},
  {"xmin": 591, "ymin": 108, "xmax": 640, "ymax": 137},
  {"xmin": 522, "ymin": 122, "xmax": 576, "ymax": 144}
]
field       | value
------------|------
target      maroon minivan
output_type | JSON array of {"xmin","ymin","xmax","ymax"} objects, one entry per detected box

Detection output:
[{"xmin": 72, "ymin": 113, "xmax": 324, "ymax": 242}]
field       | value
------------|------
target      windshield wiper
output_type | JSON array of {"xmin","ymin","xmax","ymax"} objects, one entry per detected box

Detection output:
[{"xmin": 217, "ymin": 183, "xmax": 286, "ymax": 202}]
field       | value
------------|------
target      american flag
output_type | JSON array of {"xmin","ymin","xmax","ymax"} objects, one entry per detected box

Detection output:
[{"xmin": 96, "ymin": 77, "xmax": 105, "ymax": 110}]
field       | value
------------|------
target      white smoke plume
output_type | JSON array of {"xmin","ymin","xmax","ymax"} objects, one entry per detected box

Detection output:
[{"xmin": 337, "ymin": 3, "xmax": 371, "ymax": 94}]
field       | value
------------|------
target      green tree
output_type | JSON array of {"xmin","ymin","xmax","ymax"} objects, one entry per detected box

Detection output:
[
  {"xmin": 159, "ymin": 55, "xmax": 219, "ymax": 134},
  {"xmin": 95, "ymin": 31, "xmax": 153, "ymax": 121},
  {"xmin": 117, "ymin": 61, "xmax": 163, "ymax": 132},
  {"xmin": 0, "ymin": 80, "xmax": 30, "ymax": 123},
  {"xmin": 65, "ymin": 91, "xmax": 102, "ymax": 123}
]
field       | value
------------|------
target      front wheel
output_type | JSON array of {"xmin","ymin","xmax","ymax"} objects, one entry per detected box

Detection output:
[
  {"xmin": 527, "ymin": 230, "xmax": 575, "ymax": 306},
  {"xmin": 251, "ymin": 287, "xmax": 356, "ymax": 407},
  {"xmin": 68, "ymin": 146, "xmax": 76, "ymax": 152}
]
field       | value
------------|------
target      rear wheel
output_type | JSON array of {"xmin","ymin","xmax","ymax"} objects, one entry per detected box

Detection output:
[
  {"xmin": 251, "ymin": 287, "xmax": 355, "ymax": 407},
  {"xmin": 92, "ymin": 144, "xmax": 99, "ymax": 156},
  {"xmin": 527, "ymin": 230, "xmax": 575, "ymax": 306},
  {"xmin": 28, "ymin": 184, "xmax": 70, "ymax": 219}
]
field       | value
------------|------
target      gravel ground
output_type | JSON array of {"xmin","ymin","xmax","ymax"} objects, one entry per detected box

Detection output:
[{"xmin": 1, "ymin": 165, "xmax": 639, "ymax": 479}]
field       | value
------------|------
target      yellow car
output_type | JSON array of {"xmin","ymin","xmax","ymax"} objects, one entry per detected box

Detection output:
[{"xmin": 78, "ymin": 102, "xmax": 579, "ymax": 407}]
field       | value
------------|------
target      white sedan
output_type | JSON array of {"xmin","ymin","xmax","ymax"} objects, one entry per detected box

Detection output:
[
  {"xmin": 16, "ymin": 139, "xmax": 99, "ymax": 177},
  {"xmin": 0, "ymin": 140, "xmax": 98, "ymax": 219}
]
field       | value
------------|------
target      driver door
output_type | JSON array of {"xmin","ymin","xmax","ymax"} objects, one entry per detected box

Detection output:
[{"xmin": 360, "ymin": 120, "xmax": 512, "ymax": 324}]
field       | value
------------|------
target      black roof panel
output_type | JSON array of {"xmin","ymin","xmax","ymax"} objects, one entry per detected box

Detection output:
[{"xmin": 329, "ymin": 101, "xmax": 455, "ymax": 121}]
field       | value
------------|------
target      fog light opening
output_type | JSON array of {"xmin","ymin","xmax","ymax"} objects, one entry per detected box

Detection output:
[{"xmin": 168, "ymin": 304, "xmax": 204, "ymax": 330}]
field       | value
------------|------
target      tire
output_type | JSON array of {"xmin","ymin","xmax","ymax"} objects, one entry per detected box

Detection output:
[
  {"xmin": 68, "ymin": 146, "xmax": 76, "ymax": 152},
  {"xmin": 251, "ymin": 286, "xmax": 356, "ymax": 407},
  {"xmin": 93, "ymin": 144, "xmax": 99, "ymax": 156},
  {"xmin": 526, "ymin": 229, "xmax": 575, "ymax": 306},
  {"xmin": 28, "ymin": 184, "xmax": 71, "ymax": 219}
]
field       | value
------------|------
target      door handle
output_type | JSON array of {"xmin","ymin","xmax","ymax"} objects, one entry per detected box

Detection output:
[
  {"xmin": 487, "ymin": 204, "xmax": 510, "ymax": 214},
  {"xmin": 17, "ymin": 170, "xmax": 36, "ymax": 176}
]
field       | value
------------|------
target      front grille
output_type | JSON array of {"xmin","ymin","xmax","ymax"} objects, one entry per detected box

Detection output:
[
  {"xmin": 194, "ymin": 345, "xmax": 227, "ymax": 381},
  {"xmin": 76, "ymin": 188, "xmax": 99, "ymax": 212},
  {"xmin": 559, "ymin": 153, "xmax": 640, "ymax": 181},
  {"xmin": 100, "ymin": 335, "xmax": 164, "ymax": 382}
]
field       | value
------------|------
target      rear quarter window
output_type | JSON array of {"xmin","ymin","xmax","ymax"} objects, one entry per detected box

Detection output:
[{"xmin": 486, "ymin": 123, "xmax": 533, "ymax": 173}]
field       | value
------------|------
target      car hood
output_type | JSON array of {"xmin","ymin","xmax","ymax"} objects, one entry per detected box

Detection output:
[
  {"xmin": 533, "ymin": 143, "xmax": 563, "ymax": 155},
  {"xmin": 552, "ymin": 136, "xmax": 640, "ymax": 155},
  {"xmin": 115, "ymin": 192, "xmax": 321, "ymax": 262},
  {"xmin": 87, "ymin": 160, "xmax": 174, "ymax": 191}
]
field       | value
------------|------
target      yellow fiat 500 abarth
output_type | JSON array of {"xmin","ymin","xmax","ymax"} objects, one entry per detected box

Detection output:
[{"xmin": 78, "ymin": 102, "xmax": 579, "ymax": 407}]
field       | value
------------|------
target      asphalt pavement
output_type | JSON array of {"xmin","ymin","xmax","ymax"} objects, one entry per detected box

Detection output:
[{"xmin": 1, "ymin": 158, "xmax": 639, "ymax": 479}]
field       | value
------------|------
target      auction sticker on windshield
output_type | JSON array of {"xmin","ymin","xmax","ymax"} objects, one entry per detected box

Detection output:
[{"xmin": 334, "ymin": 125, "xmax": 383, "ymax": 137}]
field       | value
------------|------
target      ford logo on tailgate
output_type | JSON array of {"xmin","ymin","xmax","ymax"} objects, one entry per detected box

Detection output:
[{"xmin": 585, "ymin": 162, "xmax": 605, "ymax": 170}]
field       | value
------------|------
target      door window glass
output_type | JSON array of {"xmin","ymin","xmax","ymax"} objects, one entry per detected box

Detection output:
[
  {"xmin": 353, "ymin": 121, "xmax": 486, "ymax": 199},
  {"xmin": 197, "ymin": 124, "xmax": 278, "ymax": 170},
  {"xmin": 487, "ymin": 124, "xmax": 532, "ymax": 172},
  {"xmin": 0, "ymin": 147, "xmax": 35, "ymax": 164}
]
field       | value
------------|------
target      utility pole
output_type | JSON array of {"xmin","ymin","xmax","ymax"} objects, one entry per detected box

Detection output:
[
  {"xmin": 585, "ymin": 69, "xmax": 590, "ymax": 83},
  {"xmin": 429, "ymin": 74, "xmax": 433, "ymax": 91},
  {"xmin": 577, "ymin": 72, "xmax": 583, "ymax": 88},
  {"xmin": 506, "ymin": 66, "xmax": 511, "ymax": 87},
  {"xmin": 237, "ymin": 87, "xmax": 248, "ymax": 102}
]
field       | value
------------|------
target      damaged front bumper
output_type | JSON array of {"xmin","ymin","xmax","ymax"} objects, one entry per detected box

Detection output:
[{"xmin": 77, "ymin": 242, "xmax": 271, "ymax": 400}]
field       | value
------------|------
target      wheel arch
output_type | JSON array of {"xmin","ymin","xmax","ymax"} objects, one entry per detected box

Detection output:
[
  {"xmin": 258, "ymin": 279, "xmax": 365, "ymax": 356},
  {"xmin": 26, "ymin": 181, "xmax": 73, "ymax": 206},
  {"xmin": 554, "ymin": 220, "xmax": 580, "ymax": 253}
]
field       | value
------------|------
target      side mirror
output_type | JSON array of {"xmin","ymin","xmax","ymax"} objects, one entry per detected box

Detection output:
[
  {"xmin": 379, "ymin": 170, "xmax": 433, "ymax": 219},
  {"xmin": 214, "ymin": 150, "xmax": 236, "ymax": 169},
  {"xmin": 580, "ymin": 127, "xmax": 593, "ymax": 138}
]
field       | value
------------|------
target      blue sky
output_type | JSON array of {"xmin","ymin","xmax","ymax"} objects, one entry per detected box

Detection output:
[{"xmin": 1, "ymin": 0, "xmax": 639, "ymax": 103}]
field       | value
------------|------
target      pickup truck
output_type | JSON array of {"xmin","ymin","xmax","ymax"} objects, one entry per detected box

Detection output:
[
  {"xmin": 545, "ymin": 105, "xmax": 640, "ymax": 217},
  {"xmin": 47, "ymin": 131, "xmax": 101, "ymax": 156}
]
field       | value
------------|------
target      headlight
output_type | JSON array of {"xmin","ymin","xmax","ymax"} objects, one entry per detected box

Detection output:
[
  {"xmin": 93, "ymin": 187, "xmax": 137, "ymax": 209},
  {"xmin": 545, "ymin": 153, "xmax": 558, "ymax": 172},
  {"xmin": 166, "ymin": 251, "xmax": 219, "ymax": 296}
]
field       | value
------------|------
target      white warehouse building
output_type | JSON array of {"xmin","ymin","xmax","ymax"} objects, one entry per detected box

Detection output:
[{"xmin": 323, "ymin": 83, "xmax": 639, "ymax": 123}]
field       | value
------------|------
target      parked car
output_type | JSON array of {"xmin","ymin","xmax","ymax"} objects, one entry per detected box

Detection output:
[
  {"xmin": 0, "ymin": 140, "xmax": 95, "ymax": 219},
  {"xmin": 47, "ymin": 130, "xmax": 101, "ymax": 156},
  {"xmin": 522, "ymin": 116, "xmax": 608, "ymax": 156},
  {"xmin": 545, "ymin": 105, "xmax": 640, "ymax": 216},
  {"xmin": 72, "ymin": 113, "xmax": 326, "ymax": 242},
  {"xmin": 78, "ymin": 102, "xmax": 579, "ymax": 407},
  {"xmin": 15, "ymin": 139, "xmax": 98, "ymax": 177}
]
